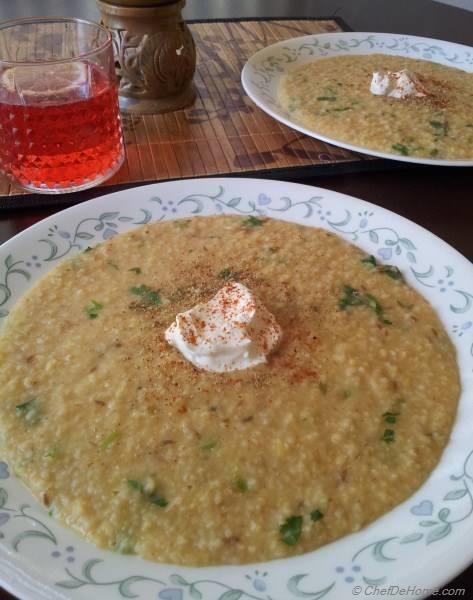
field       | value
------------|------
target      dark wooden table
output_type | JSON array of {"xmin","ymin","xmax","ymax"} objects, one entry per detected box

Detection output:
[{"xmin": 1, "ymin": 1, "xmax": 472, "ymax": 599}]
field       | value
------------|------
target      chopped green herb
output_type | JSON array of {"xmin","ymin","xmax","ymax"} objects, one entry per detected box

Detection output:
[
  {"xmin": 218, "ymin": 268, "xmax": 240, "ymax": 281},
  {"xmin": 339, "ymin": 286, "xmax": 392, "ymax": 325},
  {"xmin": 361, "ymin": 256, "xmax": 404, "ymax": 281},
  {"xmin": 392, "ymin": 143, "xmax": 410, "ymax": 156},
  {"xmin": 127, "ymin": 479, "xmax": 144, "ymax": 493},
  {"xmin": 382, "ymin": 428, "xmax": 396, "ymax": 443},
  {"xmin": 150, "ymin": 494, "xmax": 168, "ymax": 508},
  {"xmin": 317, "ymin": 96, "xmax": 337, "ymax": 101},
  {"xmin": 430, "ymin": 148, "xmax": 439, "ymax": 157},
  {"xmin": 235, "ymin": 478, "xmax": 249, "ymax": 493},
  {"xmin": 85, "ymin": 299, "xmax": 103, "ymax": 319},
  {"xmin": 339, "ymin": 285, "xmax": 362, "ymax": 310},
  {"xmin": 280, "ymin": 515, "xmax": 303, "ymax": 546},
  {"xmin": 310, "ymin": 508, "xmax": 324, "ymax": 522},
  {"xmin": 127, "ymin": 479, "xmax": 168, "ymax": 508},
  {"xmin": 15, "ymin": 399, "xmax": 40, "ymax": 425},
  {"xmin": 128, "ymin": 267, "xmax": 141, "ymax": 275},
  {"xmin": 130, "ymin": 284, "xmax": 162, "ymax": 306},
  {"xmin": 44, "ymin": 445, "xmax": 60, "ymax": 459},
  {"xmin": 101, "ymin": 431, "xmax": 120, "ymax": 450},
  {"xmin": 379, "ymin": 265, "xmax": 403, "ymax": 281},
  {"xmin": 48, "ymin": 508, "xmax": 54, "ymax": 517},
  {"xmin": 15, "ymin": 399, "xmax": 34, "ymax": 416},
  {"xmin": 83, "ymin": 246, "xmax": 94, "ymax": 253},
  {"xmin": 383, "ymin": 412, "xmax": 399, "ymax": 424},
  {"xmin": 430, "ymin": 120, "xmax": 448, "ymax": 138},
  {"xmin": 318, "ymin": 382, "xmax": 328, "ymax": 395},
  {"xmin": 361, "ymin": 255, "xmax": 377, "ymax": 269},
  {"xmin": 466, "ymin": 124, "xmax": 473, "ymax": 128},
  {"xmin": 173, "ymin": 220, "xmax": 190, "ymax": 229},
  {"xmin": 332, "ymin": 107, "xmax": 351, "ymax": 112},
  {"xmin": 107, "ymin": 260, "xmax": 119, "ymax": 270},
  {"xmin": 115, "ymin": 536, "xmax": 134, "ymax": 554},
  {"xmin": 201, "ymin": 440, "xmax": 218, "ymax": 452},
  {"xmin": 243, "ymin": 216, "xmax": 264, "ymax": 228},
  {"xmin": 341, "ymin": 389, "xmax": 352, "ymax": 399}
]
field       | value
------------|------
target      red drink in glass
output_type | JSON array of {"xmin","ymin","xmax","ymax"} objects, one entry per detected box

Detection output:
[{"xmin": 0, "ymin": 18, "xmax": 124, "ymax": 194}]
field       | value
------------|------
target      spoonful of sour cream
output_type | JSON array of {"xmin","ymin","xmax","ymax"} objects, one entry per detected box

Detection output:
[{"xmin": 165, "ymin": 282, "xmax": 282, "ymax": 372}]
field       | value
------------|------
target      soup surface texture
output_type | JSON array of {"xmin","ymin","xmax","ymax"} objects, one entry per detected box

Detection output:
[
  {"xmin": 0, "ymin": 215, "xmax": 460, "ymax": 565},
  {"xmin": 278, "ymin": 54, "xmax": 473, "ymax": 160}
]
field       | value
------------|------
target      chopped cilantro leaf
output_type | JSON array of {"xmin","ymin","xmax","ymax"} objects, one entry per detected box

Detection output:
[
  {"xmin": 150, "ymin": 494, "xmax": 168, "ymax": 508},
  {"xmin": 83, "ymin": 246, "xmax": 94, "ymax": 253},
  {"xmin": 128, "ymin": 267, "xmax": 141, "ymax": 275},
  {"xmin": 218, "ymin": 268, "xmax": 240, "ymax": 281},
  {"xmin": 15, "ymin": 399, "xmax": 40, "ymax": 424},
  {"xmin": 382, "ymin": 429, "xmax": 396, "ymax": 443},
  {"xmin": 130, "ymin": 284, "xmax": 162, "ymax": 306},
  {"xmin": 235, "ymin": 478, "xmax": 249, "ymax": 493},
  {"xmin": 173, "ymin": 220, "xmax": 190, "ymax": 229},
  {"xmin": 85, "ymin": 300, "xmax": 103, "ymax": 319},
  {"xmin": 127, "ymin": 479, "xmax": 168, "ymax": 507},
  {"xmin": 127, "ymin": 479, "xmax": 144, "ymax": 493},
  {"xmin": 310, "ymin": 509, "xmax": 324, "ymax": 522},
  {"xmin": 201, "ymin": 440, "xmax": 218, "ymax": 452},
  {"xmin": 430, "ymin": 120, "xmax": 448, "ymax": 137},
  {"xmin": 243, "ymin": 216, "xmax": 264, "ymax": 228},
  {"xmin": 339, "ymin": 286, "xmax": 391, "ymax": 325},
  {"xmin": 280, "ymin": 515, "xmax": 303, "ymax": 546},
  {"xmin": 361, "ymin": 255, "xmax": 377, "ymax": 269},
  {"xmin": 107, "ymin": 260, "xmax": 119, "ymax": 270},
  {"xmin": 115, "ymin": 536, "xmax": 134, "ymax": 554},
  {"xmin": 101, "ymin": 431, "xmax": 119, "ymax": 450},
  {"xmin": 392, "ymin": 143, "xmax": 410, "ymax": 156},
  {"xmin": 379, "ymin": 265, "xmax": 403, "ymax": 281},
  {"xmin": 44, "ymin": 445, "xmax": 60, "ymax": 459},
  {"xmin": 15, "ymin": 399, "xmax": 34, "ymax": 416},
  {"xmin": 317, "ymin": 96, "xmax": 336, "ymax": 101},
  {"xmin": 383, "ymin": 412, "xmax": 399, "ymax": 424}
]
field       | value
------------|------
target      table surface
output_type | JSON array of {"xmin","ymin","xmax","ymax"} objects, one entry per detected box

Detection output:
[{"xmin": 1, "ymin": 1, "xmax": 472, "ymax": 599}]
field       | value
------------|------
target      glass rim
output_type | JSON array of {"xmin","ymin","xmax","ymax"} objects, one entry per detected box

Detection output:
[{"xmin": 0, "ymin": 16, "xmax": 112, "ymax": 67}]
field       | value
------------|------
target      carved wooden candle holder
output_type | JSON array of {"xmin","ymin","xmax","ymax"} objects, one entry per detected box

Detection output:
[{"xmin": 96, "ymin": 0, "xmax": 196, "ymax": 114}]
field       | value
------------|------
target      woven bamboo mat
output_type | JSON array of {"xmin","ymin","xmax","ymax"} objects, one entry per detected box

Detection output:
[{"xmin": 1, "ymin": 17, "xmax": 377, "ymax": 199}]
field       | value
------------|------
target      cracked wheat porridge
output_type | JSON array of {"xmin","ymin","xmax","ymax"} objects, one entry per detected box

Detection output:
[
  {"xmin": 0, "ymin": 215, "xmax": 460, "ymax": 565},
  {"xmin": 278, "ymin": 54, "xmax": 473, "ymax": 160}
]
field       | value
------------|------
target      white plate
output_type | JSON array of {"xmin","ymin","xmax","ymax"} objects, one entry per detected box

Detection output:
[
  {"xmin": 0, "ymin": 177, "xmax": 473, "ymax": 600},
  {"xmin": 241, "ymin": 32, "xmax": 473, "ymax": 166}
]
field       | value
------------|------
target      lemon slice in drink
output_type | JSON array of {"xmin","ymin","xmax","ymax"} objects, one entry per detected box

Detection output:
[{"xmin": 1, "ymin": 61, "xmax": 88, "ymax": 98}]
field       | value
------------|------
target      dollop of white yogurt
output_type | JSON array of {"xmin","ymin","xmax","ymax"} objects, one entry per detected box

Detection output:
[
  {"xmin": 165, "ymin": 282, "xmax": 282, "ymax": 372},
  {"xmin": 370, "ymin": 69, "xmax": 427, "ymax": 99}
]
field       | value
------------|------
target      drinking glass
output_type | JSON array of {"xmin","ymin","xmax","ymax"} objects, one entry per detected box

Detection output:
[{"xmin": 0, "ymin": 17, "xmax": 124, "ymax": 194}]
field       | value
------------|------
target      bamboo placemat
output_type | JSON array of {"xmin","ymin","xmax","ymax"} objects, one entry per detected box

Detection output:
[{"xmin": 1, "ymin": 17, "xmax": 380, "ymax": 201}]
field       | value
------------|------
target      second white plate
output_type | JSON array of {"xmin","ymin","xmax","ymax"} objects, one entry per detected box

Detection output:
[{"xmin": 241, "ymin": 31, "xmax": 473, "ymax": 166}]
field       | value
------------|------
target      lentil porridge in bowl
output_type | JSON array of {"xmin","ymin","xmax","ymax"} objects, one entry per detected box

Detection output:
[
  {"xmin": 278, "ymin": 54, "xmax": 473, "ymax": 161},
  {"xmin": 0, "ymin": 213, "xmax": 460, "ymax": 566}
]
